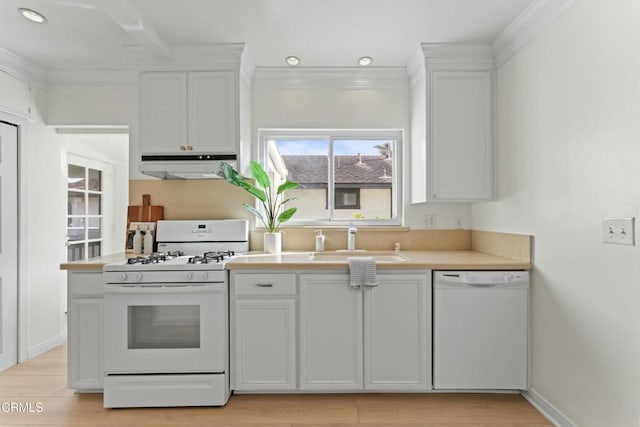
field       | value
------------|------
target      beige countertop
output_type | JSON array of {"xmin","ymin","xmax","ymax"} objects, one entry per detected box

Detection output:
[
  {"xmin": 227, "ymin": 250, "xmax": 532, "ymax": 270},
  {"xmin": 60, "ymin": 250, "xmax": 532, "ymax": 272},
  {"xmin": 60, "ymin": 253, "xmax": 130, "ymax": 271}
]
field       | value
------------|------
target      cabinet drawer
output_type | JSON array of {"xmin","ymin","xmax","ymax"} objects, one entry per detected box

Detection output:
[{"xmin": 233, "ymin": 274, "xmax": 296, "ymax": 296}]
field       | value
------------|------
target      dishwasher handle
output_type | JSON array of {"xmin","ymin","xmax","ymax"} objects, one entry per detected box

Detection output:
[
  {"xmin": 435, "ymin": 281, "xmax": 528, "ymax": 289},
  {"xmin": 435, "ymin": 271, "xmax": 529, "ymax": 287}
]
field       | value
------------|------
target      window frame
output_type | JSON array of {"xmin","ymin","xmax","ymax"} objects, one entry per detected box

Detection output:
[{"xmin": 259, "ymin": 129, "xmax": 403, "ymax": 227}]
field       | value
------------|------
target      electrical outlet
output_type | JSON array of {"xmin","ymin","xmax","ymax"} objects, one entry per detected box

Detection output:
[
  {"xmin": 602, "ymin": 217, "xmax": 635, "ymax": 245},
  {"xmin": 425, "ymin": 214, "xmax": 436, "ymax": 228}
]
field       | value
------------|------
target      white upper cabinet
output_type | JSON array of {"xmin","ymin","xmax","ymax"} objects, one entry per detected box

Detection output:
[
  {"xmin": 140, "ymin": 72, "xmax": 188, "ymax": 154},
  {"xmin": 410, "ymin": 44, "xmax": 495, "ymax": 203},
  {"xmin": 140, "ymin": 70, "xmax": 237, "ymax": 154},
  {"xmin": 188, "ymin": 71, "xmax": 237, "ymax": 153}
]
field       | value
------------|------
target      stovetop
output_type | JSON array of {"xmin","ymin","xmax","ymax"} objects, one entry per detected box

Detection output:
[{"xmin": 104, "ymin": 250, "xmax": 238, "ymax": 272}]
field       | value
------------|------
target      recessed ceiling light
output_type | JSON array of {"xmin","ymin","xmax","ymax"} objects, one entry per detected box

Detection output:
[
  {"xmin": 18, "ymin": 8, "xmax": 47, "ymax": 24},
  {"xmin": 285, "ymin": 56, "xmax": 300, "ymax": 66},
  {"xmin": 358, "ymin": 56, "xmax": 373, "ymax": 66}
]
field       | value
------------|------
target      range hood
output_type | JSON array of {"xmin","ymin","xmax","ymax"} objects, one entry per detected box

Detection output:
[{"xmin": 140, "ymin": 154, "xmax": 237, "ymax": 180}]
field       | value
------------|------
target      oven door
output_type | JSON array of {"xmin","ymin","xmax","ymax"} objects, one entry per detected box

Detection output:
[{"xmin": 103, "ymin": 283, "xmax": 226, "ymax": 374}]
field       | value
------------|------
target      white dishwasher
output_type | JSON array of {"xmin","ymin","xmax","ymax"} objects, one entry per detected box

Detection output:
[{"xmin": 433, "ymin": 271, "xmax": 528, "ymax": 390}]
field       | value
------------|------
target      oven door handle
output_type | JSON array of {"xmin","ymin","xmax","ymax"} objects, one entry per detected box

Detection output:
[{"xmin": 103, "ymin": 283, "xmax": 225, "ymax": 294}]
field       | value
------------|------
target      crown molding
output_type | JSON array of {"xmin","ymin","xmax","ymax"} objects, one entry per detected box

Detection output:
[
  {"xmin": 420, "ymin": 43, "xmax": 495, "ymax": 71},
  {"xmin": 0, "ymin": 46, "xmax": 47, "ymax": 89},
  {"xmin": 406, "ymin": 46, "xmax": 426, "ymax": 84},
  {"xmin": 240, "ymin": 46, "xmax": 256, "ymax": 87},
  {"xmin": 47, "ymin": 70, "xmax": 137, "ymax": 88},
  {"xmin": 133, "ymin": 43, "xmax": 246, "ymax": 70},
  {"xmin": 492, "ymin": 0, "xmax": 579, "ymax": 68},
  {"xmin": 252, "ymin": 67, "xmax": 409, "ymax": 91}
]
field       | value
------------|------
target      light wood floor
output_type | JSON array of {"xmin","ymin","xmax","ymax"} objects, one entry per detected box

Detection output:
[{"xmin": 0, "ymin": 344, "xmax": 552, "ymax": 426}]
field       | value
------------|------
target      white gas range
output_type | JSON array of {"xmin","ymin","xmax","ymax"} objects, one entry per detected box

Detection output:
[{"xmin": 102, "ymin": 219, "xmax": 248, "ymax": 408}]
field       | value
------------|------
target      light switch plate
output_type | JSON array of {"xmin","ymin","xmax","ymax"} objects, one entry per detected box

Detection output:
[{"xmin": 602, "ymin": 217, "xmax": 635, "ymax": 245}]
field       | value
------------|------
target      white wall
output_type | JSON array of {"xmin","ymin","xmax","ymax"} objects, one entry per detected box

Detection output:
[
  {"xmin": 0, "ymin": 74, "xmax": 131, "ymax": 357},
  {"xmin": 46, "ymin": 86, "xmax": 140, "ymax": 179},
  {"xmin": 471, "ymin": 0, "xmax": 640, "ymax": 425},
  {"xmin": 23, "ymin": 109, "xmax": 68, "ymax": 354},
  {"xmin": 252, "ymin": 83, "xmax": 470, "ymax": 229}
]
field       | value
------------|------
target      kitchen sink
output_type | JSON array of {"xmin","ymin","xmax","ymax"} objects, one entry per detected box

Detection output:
[{"xmin": 308, "ymin": 251, "xmax": 409, "ymax": 263}]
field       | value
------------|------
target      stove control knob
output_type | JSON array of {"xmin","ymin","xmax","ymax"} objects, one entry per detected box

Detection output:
[
  {"xmin": 201, "ymin": 272, "xmax": 208, "ymax": 281},
  {"xmin": 119, "ymin": 273, "xmax": 127, "ymax": 281},
  {"xmin": 185, "ymin": 272, "xmax": 194, "ymax": 281},
  {"xmin": 135, "ymin": 273, "xmax": 143, "ymax": 281}
]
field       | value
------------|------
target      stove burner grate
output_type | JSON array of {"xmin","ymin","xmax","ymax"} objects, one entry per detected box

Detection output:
[
  {"xmin": 188, "ymin": 250, "xmax": 236, "ymax": 264},
  {"xmin": 126, "ymin": 251, "xmax": 185, "ymax": 265}
]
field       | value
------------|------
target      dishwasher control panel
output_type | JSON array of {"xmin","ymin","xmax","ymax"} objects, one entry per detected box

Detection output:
[{"xmin": 459, "ymin": 271, "xmax": 528, "ymax": 284}]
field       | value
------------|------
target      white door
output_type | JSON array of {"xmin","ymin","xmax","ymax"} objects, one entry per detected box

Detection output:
[
  {"xmin": 233, "ymin": 299, "xmax": 296, "ymax": 391},
  {"xmin": 188, "ymin": 71, "xmax": 237, "ymax": 153},
  {"xmin": 0, "ymin": 122, "xmax": 18, "ymax": 371},
  {"xmin": 364, "ymin": 273, "xmax": 430, "ymax": 390},
  {"xmin": 140, "ymin": 72, "xmax": 188, "ymax": 154},
  {"xmin": 299, "ymin": 274, "xmax": 363, "ymax": 390}
]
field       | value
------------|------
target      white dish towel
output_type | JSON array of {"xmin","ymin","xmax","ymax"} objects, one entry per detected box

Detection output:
[{"xmin": 348, "ymin": 256, "xmax": 377, "ymax": 289}]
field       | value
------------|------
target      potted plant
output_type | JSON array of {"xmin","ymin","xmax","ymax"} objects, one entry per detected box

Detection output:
[{"xmin": 221, "ymin": 161, "xmax": 299, "ymax": 254}]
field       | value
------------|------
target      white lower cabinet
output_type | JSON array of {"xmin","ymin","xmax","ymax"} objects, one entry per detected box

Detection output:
[
  {"xmin": 299, "ymin": 274, "xmax": 363, "ymax": 390},
  {"xmin": 231, "ymin": 273, "xmax": 297, "ymax": 391},
  {"xmin": 231, "ymin": 269, "xmax": 431, "ymax": 393},
  {"xmin": 67, "ymin": 271, "xmax": 103, "ymax": 391},
  {"xmin": 364, "ymin": 273, "xmax": 430, "ymax": 390},
  {"xmin": 300, "ymin": 271, "xmax": 431, "ymax": 391}
]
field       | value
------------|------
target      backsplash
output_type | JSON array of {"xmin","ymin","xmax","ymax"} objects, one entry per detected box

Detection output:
[
  {"xmin": 129, "ymin": 179, "xmax": 254, "ymax": 222},
  {"xmin": 249, "ymin": 228, "xmax": 471, "ymax": 251},
  {"xmin": 130, "ymin": 180, "xmax": 531, "ymax": 261}
]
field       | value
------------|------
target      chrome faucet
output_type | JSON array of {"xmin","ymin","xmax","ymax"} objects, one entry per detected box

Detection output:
[{"xmin": 347, "ymin": 224, "xmax": 357, "ymax": 251}]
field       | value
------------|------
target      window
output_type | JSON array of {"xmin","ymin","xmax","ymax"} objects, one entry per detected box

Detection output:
[
  {"xmin": 335, "ymin": 188, "xmax": 360, "ymax": 209},
  {"xmin": 67, "ymin": 164, "xmax": 103, "ymax": 260},
  {"xmin": 262, "ymin": 130, "xmax": 402, "ymax": 225}
]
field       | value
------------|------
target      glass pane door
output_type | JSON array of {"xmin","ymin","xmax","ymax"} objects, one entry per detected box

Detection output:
[{"xmin": 67, "ymin": 164, "xmax": 103, "ymax": 261}]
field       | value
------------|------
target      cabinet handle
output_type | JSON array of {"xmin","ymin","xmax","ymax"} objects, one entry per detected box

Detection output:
[
  {"xmin": 180, "ymin": 145, "xmax": 186, "ymax": 151},
  {"xmin": 187, "ymin": 145, "xmax": 193, "ymax": 151},
  {"xmin": 255, "ymin": 283, "xmax": 274, "ymax": 287}
]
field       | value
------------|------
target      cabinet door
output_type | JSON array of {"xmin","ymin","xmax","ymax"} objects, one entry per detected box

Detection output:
[
  {"xmin": 430, "ymin": 71, "xmax": 493, "ymax": 201},
  {"xmin": 68, "ymin": 297, "xmax": 103, "ymax": 390},
  {"xmin": 233, "ymin": 299, "xmax": 296, "ymax": 391},
  {"xmin": 188, "ymin": 71, "xmax": 237, "ymax": 153},
  {"xmin": 299, "ymin": 274, "xmax": 363, "ymax": 390},
  {"xmin": 140, "ymin": 72, "xmax": 188, "ymax": 154},
  {"xmin": 364, "ymin": 273, "xmax": 430, "ymax": 390}
]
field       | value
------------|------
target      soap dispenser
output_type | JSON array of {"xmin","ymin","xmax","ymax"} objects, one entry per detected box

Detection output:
[{"xmin": 315, "ymin": 230, "xmax": 325, "ymax": 252}]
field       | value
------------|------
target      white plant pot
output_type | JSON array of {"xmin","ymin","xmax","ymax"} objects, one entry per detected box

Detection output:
[{"xmin": 263, "ymin": 232, "xmax": 282, "ymax": 254}]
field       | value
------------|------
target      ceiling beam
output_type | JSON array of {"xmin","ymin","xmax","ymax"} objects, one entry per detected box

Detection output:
[{"xmin": 93, "ymin": 0, "xmax": 171, "ymax": 59}]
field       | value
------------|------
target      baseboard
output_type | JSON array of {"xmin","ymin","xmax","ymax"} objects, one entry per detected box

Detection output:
[
  {"xmin": 521, "ymin": 388, "xmax": 577, "ymax": 427},
  {"xmin": 27, "ymin": 333, "xmax": 67, "ymax": 360}
]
